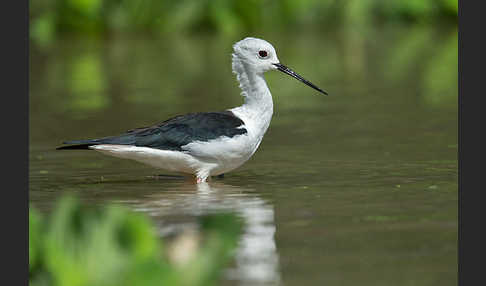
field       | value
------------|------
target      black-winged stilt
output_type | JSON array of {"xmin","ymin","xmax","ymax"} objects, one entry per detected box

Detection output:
[{"xmin": 57, "ymin": 37, "xmax": 328, "ymax": 183}]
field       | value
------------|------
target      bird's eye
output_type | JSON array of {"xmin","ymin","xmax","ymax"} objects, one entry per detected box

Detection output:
[{"xmin": 258, "ymin": 50, "xmax": 268, "ymax": 58}]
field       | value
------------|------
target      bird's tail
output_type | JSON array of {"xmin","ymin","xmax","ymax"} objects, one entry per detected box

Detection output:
[{"xmin": 56, "ymin": 139, "xmax": 100, "ymax": 150}]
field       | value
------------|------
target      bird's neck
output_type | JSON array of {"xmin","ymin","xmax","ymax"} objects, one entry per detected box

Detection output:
[{"xmin": 231, "ymin": 55, "xmax": 274, "ymax": 123}]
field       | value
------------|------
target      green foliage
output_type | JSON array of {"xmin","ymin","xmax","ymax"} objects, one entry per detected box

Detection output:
[
  {"xmin": 29, "ymin": 197, "xmax": 243, "ymax": 286},
  {"xmin": 29, "ymin": 208, "xmax": 43, "ymax": 274},
  {"xmin": 30, "ymin": 0, "xmax": 457, "ymax": 44}
]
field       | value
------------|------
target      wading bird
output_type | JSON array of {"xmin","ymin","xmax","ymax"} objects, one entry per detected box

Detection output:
[{"xmin": 57, "ymin": 37, "xmax": 327, "ymax": 183}]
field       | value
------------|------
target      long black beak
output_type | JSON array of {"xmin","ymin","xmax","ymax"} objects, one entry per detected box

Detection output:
[{"xmin": 273, "ymin": 63, "xmax": 328, "ymax": 95}]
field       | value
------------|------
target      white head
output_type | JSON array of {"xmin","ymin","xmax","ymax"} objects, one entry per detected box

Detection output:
[
  {"xmin": 232, "ymin": 37, "xmax": 280, "ymax": 73},
  {"xmin": 232, "ymin": 37, "xmax": 328, "ymax": 95}
]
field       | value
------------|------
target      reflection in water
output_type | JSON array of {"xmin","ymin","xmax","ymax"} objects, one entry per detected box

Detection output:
[
  {"xmin": 30, "ymin": 25, "xmax": 457, "ymax": 285},
  {"xmin": 115, "ymin": 181, "xmax": 280, "ymax": 286}
]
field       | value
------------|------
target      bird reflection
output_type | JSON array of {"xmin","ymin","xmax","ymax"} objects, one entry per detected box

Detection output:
[{"xmin": 116, "ymin": 181, "xmax": 281, "ymax": 286}]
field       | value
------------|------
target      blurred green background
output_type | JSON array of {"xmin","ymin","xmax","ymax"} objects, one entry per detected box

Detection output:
[
  {"xmin": 29, "ymin": 0, "xmax": 457, "ymax": 118},
  {"xmin": 30, "ymin": 1, "xmax": 457, "ymax": 285},
  {"xmin": 30, "ymin": 0, "xmax": 457, "ymax": 44}
]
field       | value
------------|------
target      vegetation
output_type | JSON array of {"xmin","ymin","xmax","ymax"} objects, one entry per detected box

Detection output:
[
  {"xmin": 29, "ymin": 197, "xmax": 242, "ymax": 286},
  {"xmin": 30, "ymin": 0, "xmax": 457, "ymax": 44}
]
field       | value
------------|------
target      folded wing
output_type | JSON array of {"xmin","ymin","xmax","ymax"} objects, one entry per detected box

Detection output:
[{"xmin": 57, "ymin": 111, "xmax": 247, "ymax": 151}]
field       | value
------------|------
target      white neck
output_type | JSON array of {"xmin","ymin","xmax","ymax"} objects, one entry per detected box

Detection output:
[{"xmin": 230, "ymin": 54, "xmax": 274, "ymax": 139}]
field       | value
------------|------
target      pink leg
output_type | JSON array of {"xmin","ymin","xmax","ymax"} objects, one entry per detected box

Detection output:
[{"xmin": 195, "ymin": 169, "xmax": 210, "ymax": 184}]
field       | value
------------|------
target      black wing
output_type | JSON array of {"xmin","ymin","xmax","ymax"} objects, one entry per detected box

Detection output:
[{"xmin": 57, "ymin": 111, "xmax": 247, "ymax": 151}]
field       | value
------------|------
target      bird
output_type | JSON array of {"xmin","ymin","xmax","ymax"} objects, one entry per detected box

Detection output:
[{"xmin": 57, "ymin": 37, "xmax": 328, "ymax": 183}]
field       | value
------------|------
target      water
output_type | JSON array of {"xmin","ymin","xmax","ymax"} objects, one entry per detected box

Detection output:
[{"xmin": 29, "ymin": 24, "xmax": 457, "ymax": 285}]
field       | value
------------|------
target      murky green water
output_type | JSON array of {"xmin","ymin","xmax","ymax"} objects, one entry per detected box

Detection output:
[{"xmin": 30, "ymin": 24, "xmax": 457, "ymax": 285}]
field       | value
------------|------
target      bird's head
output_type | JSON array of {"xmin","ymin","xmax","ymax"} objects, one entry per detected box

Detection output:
[
  {"xmin": 232, "ymin": 37, "xmax": 279, "ymax": 73},
  {"xmin": 232, "ymin": 37, "xmax": 328, "ymax": 95}
]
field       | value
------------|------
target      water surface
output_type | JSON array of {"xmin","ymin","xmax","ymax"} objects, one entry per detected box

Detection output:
[{"xmin": 30, "ymin": 24, "xmax": 457, "ymax": 285}]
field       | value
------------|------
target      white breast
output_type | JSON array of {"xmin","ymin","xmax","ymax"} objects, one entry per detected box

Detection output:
[{"xmin": 181, "ymin": 102, "xmax": 273, "ymax": 176}]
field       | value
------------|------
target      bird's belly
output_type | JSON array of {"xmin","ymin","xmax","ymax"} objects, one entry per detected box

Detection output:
[
  {"xmin": 90, "ymin": 145, "xmax": 204, "ymax": 174},
  {"xmin": 90, "ymin": 132, "xmax": 263, "ymax": 177},
  {"xmin": 182, "ymin": 133, "xmax": 260, "ymax": 175}
]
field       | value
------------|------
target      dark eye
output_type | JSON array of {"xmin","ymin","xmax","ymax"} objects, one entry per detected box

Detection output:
[{"xmin": 258, "ymin": 50, "xmax": 268, "ymax": 58}]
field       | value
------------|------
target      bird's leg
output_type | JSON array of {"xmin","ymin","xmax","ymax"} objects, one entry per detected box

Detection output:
[{"xmin": 195, "ymin": 170, "xmax": 210, "ymax": 184}]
